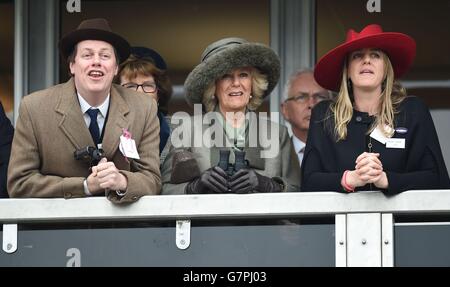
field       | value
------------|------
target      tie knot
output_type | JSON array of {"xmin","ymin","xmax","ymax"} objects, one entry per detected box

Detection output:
[{"xmin": 86, "ymin": 108, "xmax": 99, "ymax": 120}]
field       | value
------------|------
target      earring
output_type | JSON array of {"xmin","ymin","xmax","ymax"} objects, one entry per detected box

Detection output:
[
  {"xmin": 250, "ymin": 95, "xmax": 253, "ymax": 99},
  {"xmin": 212, "ymin": 95, "xmax": 215, "ymax": 99}
]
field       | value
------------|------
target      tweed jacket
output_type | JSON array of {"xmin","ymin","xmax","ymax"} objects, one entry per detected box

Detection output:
[
  {"xmin": 161, "ymin": 112, "xmax": 301, "ymax": 195},
  {"xmin": 8, "ymin": 78, "xmax": 161, "ymax": 203},
  {"xmin": 0, "ymin": 102, "xmax": 14, "ymax": 198}
]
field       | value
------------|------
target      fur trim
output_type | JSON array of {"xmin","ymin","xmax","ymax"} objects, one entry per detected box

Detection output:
[{"xmin": 184, "ymin": 42, "xmax": 280, "ymax": 107}]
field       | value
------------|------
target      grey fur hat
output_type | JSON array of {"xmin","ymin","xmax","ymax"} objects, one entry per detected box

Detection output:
[{"xmin": 184, "ymin": 37, "xmax": 280, "ymax": 106}]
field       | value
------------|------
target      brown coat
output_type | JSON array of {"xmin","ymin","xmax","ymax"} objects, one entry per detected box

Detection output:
[{"xmin": 7, "ymin": 78, "xmax": 161, "ymax": 203}]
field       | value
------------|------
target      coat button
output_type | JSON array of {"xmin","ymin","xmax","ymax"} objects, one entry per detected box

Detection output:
[
  {"xmin": 132, "ymin": 196, "xmax": 138, "ymax": 201},
  {"xmin": 65, "ymin": 192, "xmax": 72, "ymax": 198},
  {"xmin": 356, "ymin": 116, "xmax": 362, "ymax": 122}
]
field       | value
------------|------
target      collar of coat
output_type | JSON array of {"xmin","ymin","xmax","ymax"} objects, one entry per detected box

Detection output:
[
  {"xmin": 54, "ymin": 78, "xmax": 130, "ymax": 159},
  {"xmin": 206, "ymin": 111, "xmax": 266, "ymax": 170}
]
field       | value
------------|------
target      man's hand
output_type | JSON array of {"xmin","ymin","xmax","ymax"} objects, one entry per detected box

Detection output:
[{"xmin": 87, "ymin": 158, "xmax": 128, "ymax": 194}]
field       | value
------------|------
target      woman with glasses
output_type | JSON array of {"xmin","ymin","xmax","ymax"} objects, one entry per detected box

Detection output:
[
  {"xmin": 117, "ymin": 47, "xmax": 172, "ymax": 161},
  {"xmin": 301, "ymin": 24, "xmax": 450, "ymax": 193}
]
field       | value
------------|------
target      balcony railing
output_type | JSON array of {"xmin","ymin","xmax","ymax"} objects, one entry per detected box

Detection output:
[{"xmin": 1, "ymin": 190, "xmax": 450, "ymax": 267}]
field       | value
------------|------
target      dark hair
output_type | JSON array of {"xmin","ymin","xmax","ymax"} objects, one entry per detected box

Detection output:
[{"xmin": 117, "ymin": 55, "xmax": 173, "ymax": 114}]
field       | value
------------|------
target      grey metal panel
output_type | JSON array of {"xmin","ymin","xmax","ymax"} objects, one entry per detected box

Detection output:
[
  {"xmin": 346, "ymin": 213, "xmax": 381, "ymax": 267},
  {"xmin": 270, "ymin": 0, "xmax": 315, "ymax": 119},
  {"xmin": 13, "ymin": 0, "xmax": 58, "ymax": 125},
  {"xmin": 431, "ymin": 110, "xmax": 450, "ymax": 178},
  {"xmin": 402, "ymin": 80, "xmax": 450, "ymax": 89},
  {"xmin": 14, "ymin": 0, "xmax": 28, "ymax": 125},
  {"xmin": 395, "ymin": 223, "xmax": 450, "ymax": 266},
  {"xmin": 396, "ymin": 222, "xmax": 450, "ymax": 226},
  {"xmin": 28, "ymin": 0, "xmax": 58, "ymax": 93},
  {"xmin": 0, "ymin": 223, "xmax": 335, "ymax": 267}
]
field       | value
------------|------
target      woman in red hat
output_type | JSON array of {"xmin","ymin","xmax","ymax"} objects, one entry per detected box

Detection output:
[{"xmin": 301, "ymin": 24, "xmax": 450, "ymax": 193}]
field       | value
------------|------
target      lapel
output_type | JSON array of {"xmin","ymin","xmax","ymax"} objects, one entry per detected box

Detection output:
[
  {"xmin": 55, "ymin": 79, "xmax": 130, "ymax": 157},
  {"xmin": 55, "ymin": 78, "xmax": 93, "ymax": 150},
  {"xmin": 101, "ymin": 85, "xmax": 130, "ymax": 158},
  {"xmin": 243, "ymin": 113, "xmax": 265, "ymax": 170}
]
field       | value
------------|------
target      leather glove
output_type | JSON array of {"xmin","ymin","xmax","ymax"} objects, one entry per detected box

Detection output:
[
  {"xmin": 185, "ymin": 166, "xmax": 229, "ymax": 194},
  {"xmin": 229, "ymin": 169, "xmax": 282, "ymax": 194}
]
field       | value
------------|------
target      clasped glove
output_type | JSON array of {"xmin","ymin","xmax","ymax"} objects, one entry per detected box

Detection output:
[
  {"xmin": 229, "ymin": 169, "xmax": 282, "ymax": 194},
  {"xmin": 185, "ymin": 166, "xmax": 229, "ymax": 194}
]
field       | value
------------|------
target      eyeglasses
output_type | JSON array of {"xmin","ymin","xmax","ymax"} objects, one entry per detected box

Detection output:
[
  {"xmin": 285, "ymin": 92, "xmax": 330, "ymax": 104},
  {"xmin": 122, "ymin": 82, "xmax": 157, "ymax": 93}
]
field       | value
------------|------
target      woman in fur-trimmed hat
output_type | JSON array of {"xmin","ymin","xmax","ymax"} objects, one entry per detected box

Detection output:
[
  {"xmin": 302, "ymin": 24, "xmax": 450, "ymax": 194},
  {"xmin": 161, "ymin": 37, "xmax": 300, "ymax": 195}
]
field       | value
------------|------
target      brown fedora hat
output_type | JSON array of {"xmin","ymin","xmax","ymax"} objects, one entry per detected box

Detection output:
[{"xmin": 59, "ymin": 18, "xmax": 130, "ymax": 64}]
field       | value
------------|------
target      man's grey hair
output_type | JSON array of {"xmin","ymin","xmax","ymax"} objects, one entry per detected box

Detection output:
[
  {"xmin": 282, "ymin": 68, "xmax": 334, "ymax": 102},
  {"xmin": 282, "ymin": 68, "xmax": 314, "ymax": 102}
]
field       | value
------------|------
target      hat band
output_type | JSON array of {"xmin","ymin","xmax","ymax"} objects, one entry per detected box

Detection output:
[{"xmin": 201, "ymin": 41, "xmax": 243, "ymax": 62}]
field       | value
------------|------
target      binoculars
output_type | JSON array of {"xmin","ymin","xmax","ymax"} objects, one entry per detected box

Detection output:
[
  {"xmin": 74, "ymin": 146, "xmax": 104, "ymax": 166},
  {"xmin": 218, "ymin": 149, "xmax": 248, "ymax": 177}
]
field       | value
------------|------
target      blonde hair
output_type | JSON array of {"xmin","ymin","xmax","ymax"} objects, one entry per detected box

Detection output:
[
  {"xmin": 332, "ymin": 51, "xmax": 407, "ymax": 141},
  {"xmin": 202, "ymin": 67, "xmax": 268, "ymax": 112}
]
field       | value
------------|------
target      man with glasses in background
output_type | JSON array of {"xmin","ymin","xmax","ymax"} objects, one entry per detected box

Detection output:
[{"xmin": 281, "ymin": 69, "xmax": 333, "ymax": 166}]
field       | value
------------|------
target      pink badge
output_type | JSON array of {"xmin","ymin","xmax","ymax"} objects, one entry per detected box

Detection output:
[
  {"xmin": 121, "ymin": 128, "xmax": 132, "ymax": 163},
  {"xmin": 122, "ymin": 128, "xmax": 132, "ymax": 139}
]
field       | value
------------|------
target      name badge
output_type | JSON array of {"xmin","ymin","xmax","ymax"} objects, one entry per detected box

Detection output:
[
  {"xmin": 386, "ymin": 138, "xmax": 405, "ymax": 149},
  {"xmin": 370, "ymin": 126, "xmax": 389, "ymax": 144},
  {"xmin": 119, "ymin": 135, "xmax": 140, "ymax": 159}
]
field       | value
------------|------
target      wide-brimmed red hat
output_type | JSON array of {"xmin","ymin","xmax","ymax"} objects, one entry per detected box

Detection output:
[
  {"xmin": 59, "ymin": 18, "xmax": 130, "ymax": 64},
  {"xmin": 314, "ymin": 24, "xmax": 416, "ymax": 92}
]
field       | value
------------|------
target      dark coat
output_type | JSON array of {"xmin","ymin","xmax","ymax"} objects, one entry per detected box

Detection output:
[
  {"xmin": 0, "ymin": 102, "xmax": 14, "ymax": 198},
  {"xmin": 158, "ymin": 111, "xmax": 170, "ymax": 155},
  {"xmin": 301, "ymin": 96, "xmax": 450, "ymax": 194}
]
